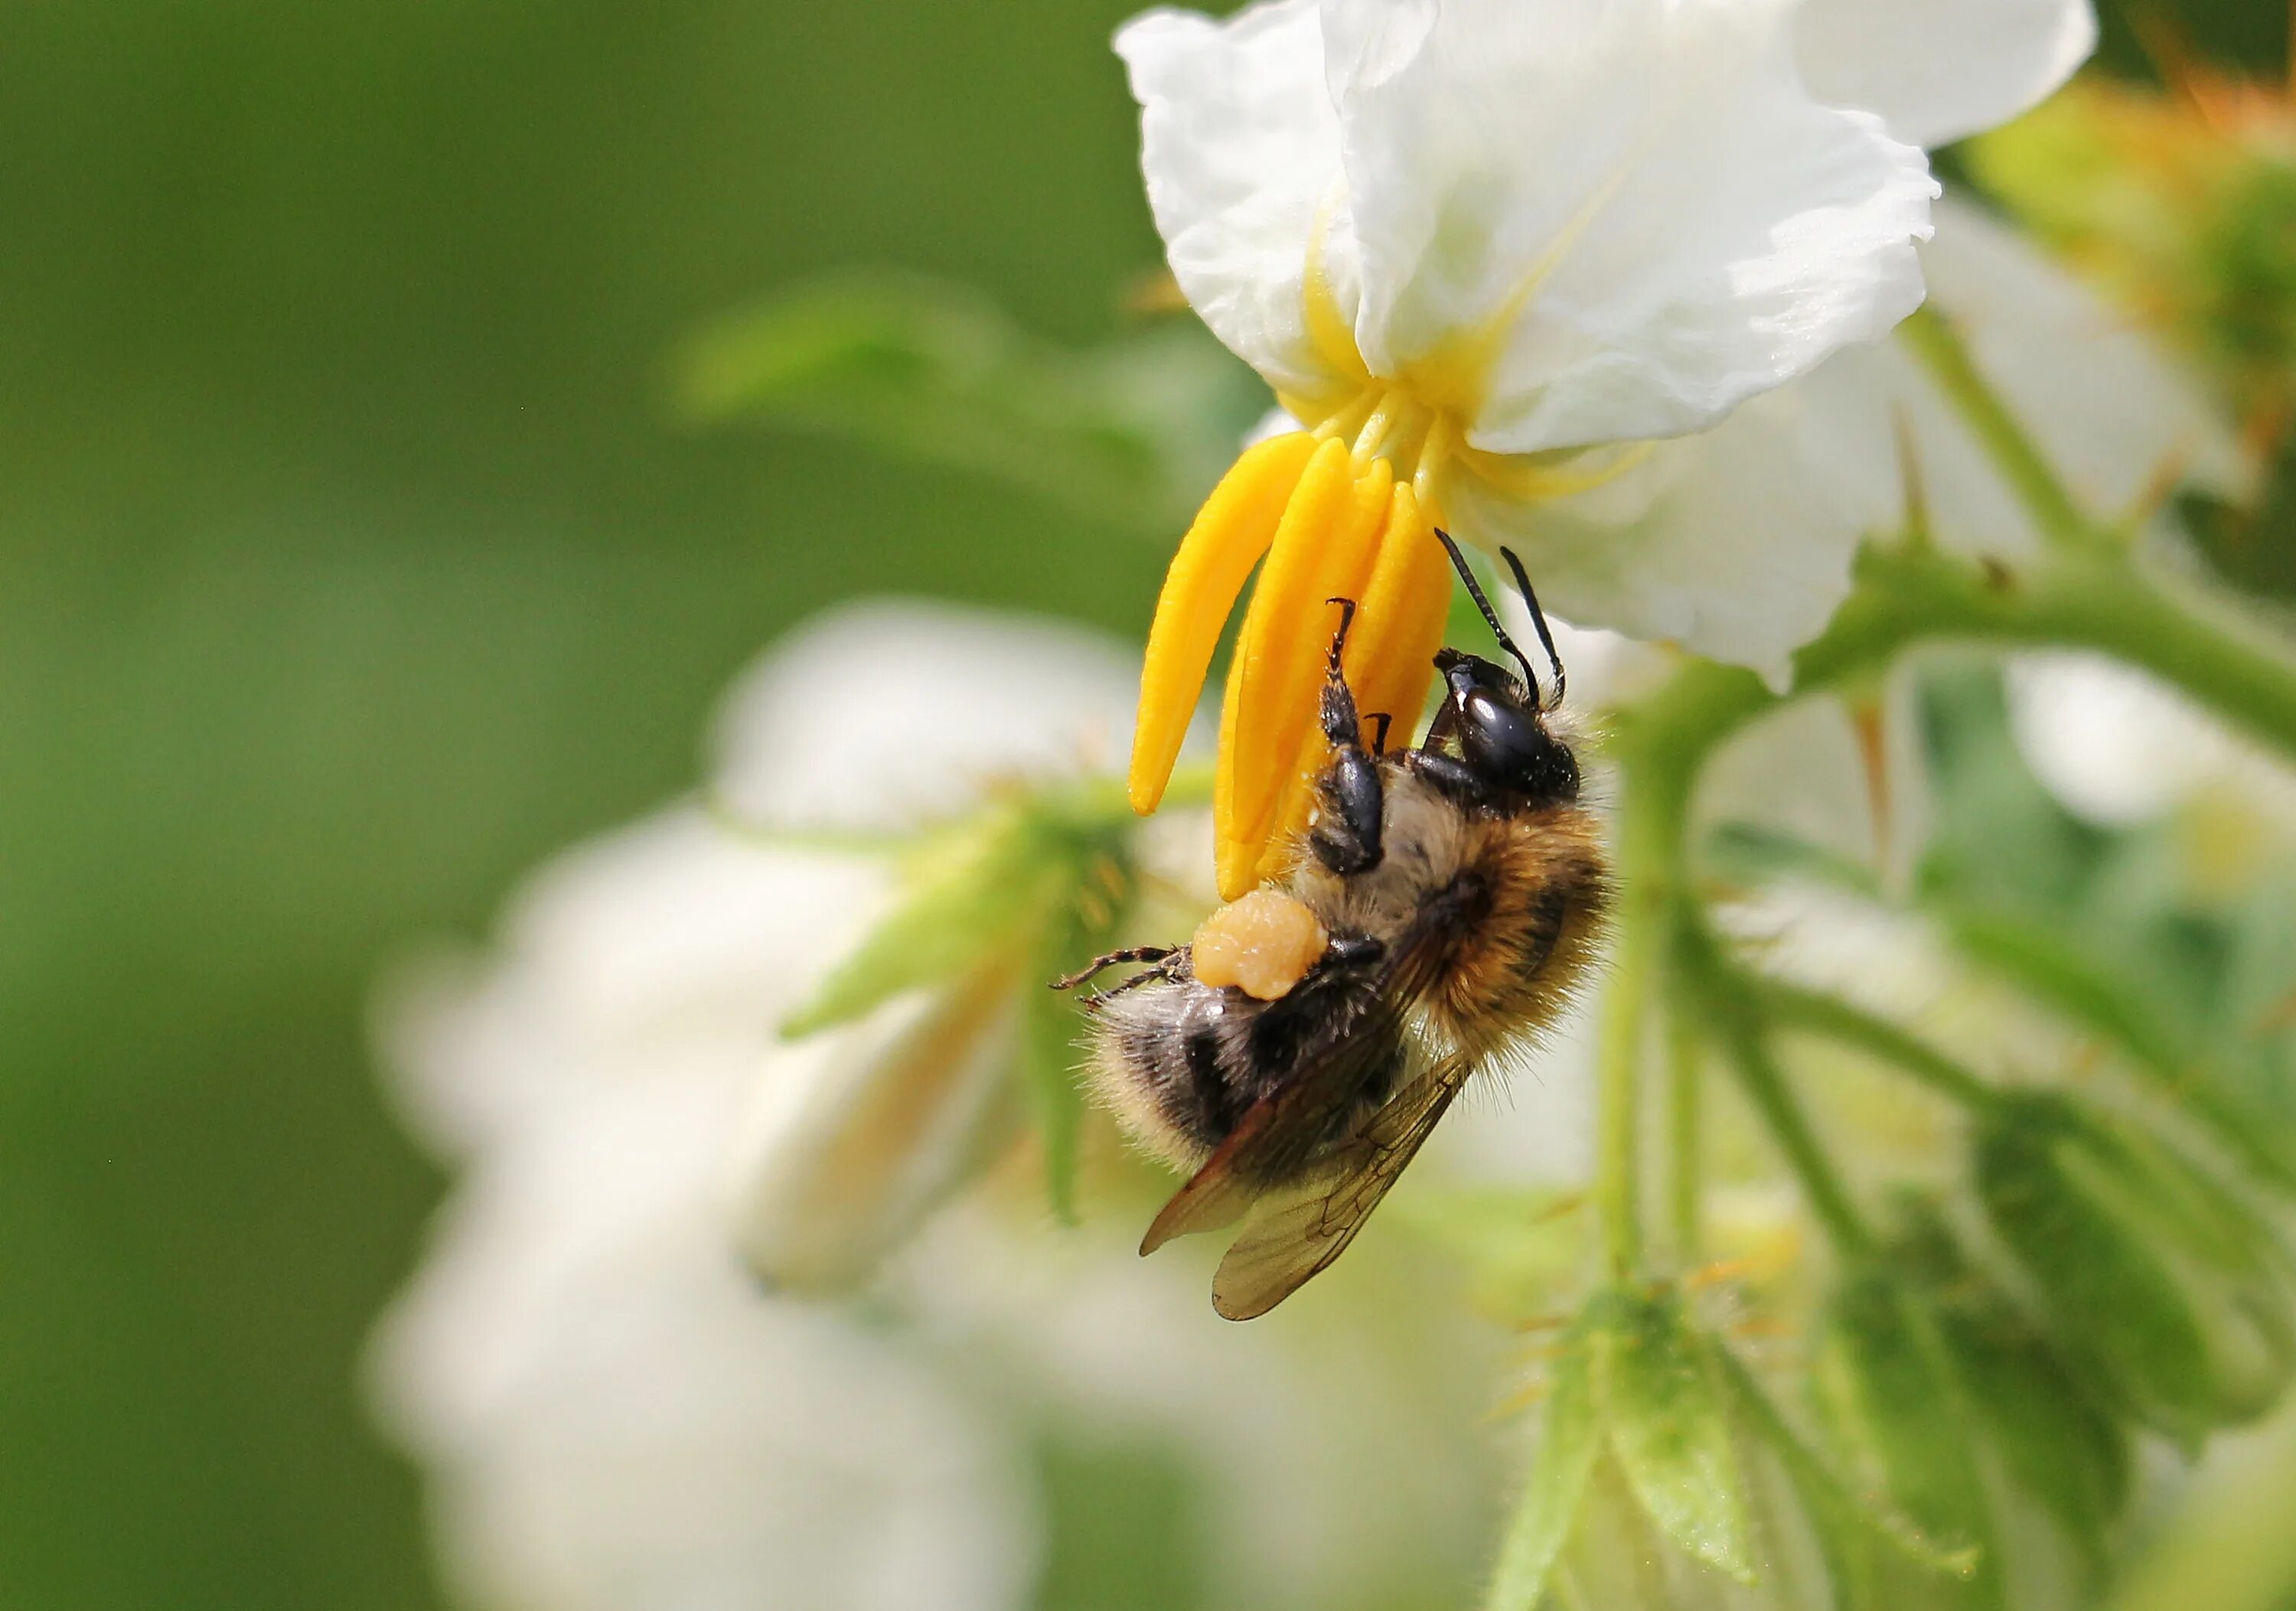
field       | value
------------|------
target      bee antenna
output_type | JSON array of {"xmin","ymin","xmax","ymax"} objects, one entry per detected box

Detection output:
[
  {"xmin": 1497, "ymin": 546, "xmax": 1567, "ymax": 710},
  {"xmin": 1433, "ymin": 529, "xmax": 1543, "ymax": 702}
]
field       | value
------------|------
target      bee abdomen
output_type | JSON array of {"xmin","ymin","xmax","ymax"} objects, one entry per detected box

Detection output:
[{"xmin": 1085, "ymin": 948, "xmax": 1404, "ymax": 1178}]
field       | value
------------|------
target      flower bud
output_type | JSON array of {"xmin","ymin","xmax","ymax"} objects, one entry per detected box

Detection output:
[
  {"xmin": 1488, "ymin": 1288, "xmax": 1955, "ymax": 1610},
  {"xmin": 1975, "ymin": 1093, "xmax": 2296, "ymax": 1449},
  {"xmin": 1811, "ymin": 1268, "xmax": 2002, "ymax": 1609},
  {"xmin": 1881, "ymin": 1194, "xmax": 2133, "ymax": 1583},
  {"xmin": 730, "ymin": 778, "xmax": 1153, "ymax": 1289},
  {"xmin": 729, "ymin": 971, "xmax": 1019, "ymax": 1293}
]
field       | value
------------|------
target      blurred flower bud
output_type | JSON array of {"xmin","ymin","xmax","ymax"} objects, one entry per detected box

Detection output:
[
  {"xmin": 1811, "ymin": 1268, "xmax": 2003, "ymax": 1609},
  {"xmin": 730, "ymin": 969, "xmax": 1020, "ymax": 1293},
  {"xmin": 1489, "ymin": 1288, "xmax": 1956, "ymax": 1610},
  {"xmin": 1882, "ymin": 1193, "xmax": 2135, "ymax": 1587},
  {"xmin": 1975, "ymin": 1093, "xmax": 2296, "ymax": 1450},
  {"xmin": 727, "ymin": 776, "xmax": 1157, "ymax": 1290}
]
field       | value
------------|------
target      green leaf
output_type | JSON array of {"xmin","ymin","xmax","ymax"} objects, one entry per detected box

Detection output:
[
  {"xmin": 1978, "ymin": 1102, "xmax": 2221, "ymax": 1449},
  {"xmin": 1813, "ymin": 1273, "xmax": 2003, "ymax": 1610},
  {"xmin": 1717, "ymin": 1342, "xmax": 1975, "ymax": 1611},
  {"xmin": 1485, "ymin": 1329, "xmax": 1600, "ymax": 1611},
  {"xmin": 1942, "ymin": 1305, "xmax": 2130, "ymax": 1580},
  {"xmin": 674, "ymin": 275, "xmax": 1264, "ymax": 533},
  {"xmin": 1595, "ymin": 1291, "xmax": 1756, "ymax": 1585},
  {"xmin": 778, "ymin": 808, "xmax": 1052, "ymax": 1040}
]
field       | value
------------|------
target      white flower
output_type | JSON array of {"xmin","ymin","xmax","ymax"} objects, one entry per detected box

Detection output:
[
  {"xmin": 368, "ymin": 599, "xmax": 1153, "ymax": 1611},
  {"xmin": 1116, "ymin": 0, "xmax": 1939, "ymax": 893},
  {"xmin": 2007, "ymin": 651, "xmax": 2296, "ymax": 830},
  {"xmin": 367, "ymin": 812, "xmax": 1037, "ymax": 1611}
]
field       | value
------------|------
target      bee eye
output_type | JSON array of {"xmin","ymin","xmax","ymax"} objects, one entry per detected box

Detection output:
[{"xmin": 1459, "ymin": 688, "xmax": 1579, "ymax": 804}]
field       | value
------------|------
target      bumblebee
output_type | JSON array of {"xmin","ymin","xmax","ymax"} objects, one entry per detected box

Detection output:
[{"xmin": 1058, "ymin": 536, "xmax": 1609, "ymax": 1319}]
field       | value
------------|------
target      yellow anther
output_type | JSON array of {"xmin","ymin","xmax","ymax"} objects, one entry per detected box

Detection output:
[
  {"xmin": 1214, "ymin": 445, "xmax": 1391, "ymax": 897},
  {"xmin": 1247, "ymin": 480, "xmax": 1447, "ymax": 889},
  {"xmin": 1127, "ymin": 430, "xmax": 1319, "ymax": 815}
]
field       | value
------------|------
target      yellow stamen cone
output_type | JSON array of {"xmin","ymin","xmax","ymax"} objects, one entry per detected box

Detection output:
[
  {"xmin": 1215, "ymin": 446, "xmax": 1391, "ymax": 897},
  {"xmin": 1127, "ymin": 430, "xmax": 1320, "ymax": 815},
  {"xmin": 1249, "ymin": 483, "xmax": 1449, "ymax": 887}
]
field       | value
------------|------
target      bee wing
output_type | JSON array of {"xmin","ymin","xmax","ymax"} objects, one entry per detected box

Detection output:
[
  {"xmin": 1137, "ymin": 985, "xmax": 1414, "ymax": 1254},
  {"xmin": 1139, "ymin": 927, "xmax": 1451, "ymax": 1258},
  {"xmin": 1207, "ymin": 1048, "xmax": 1476, "ymax": 1320}
]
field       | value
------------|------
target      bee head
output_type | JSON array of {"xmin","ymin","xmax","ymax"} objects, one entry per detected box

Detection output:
[
  {"xmin": 1436, "ymin": 648, "xmax": 1580, "ymax": 804},
  {"xmin": 1430, "ymin": 533, "xmax": 1579, "ymax": 806}
]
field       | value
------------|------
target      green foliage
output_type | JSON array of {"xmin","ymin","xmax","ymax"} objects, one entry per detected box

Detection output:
[
  {"xmin": 1976, "ymin": 1093, "xmax": 2296, "ymax": 1449},
  {"xmin": 777, "ymin": 778, "xmax": 1143, "ymax": 1218},
  {"xmin": 675, "ymin": 276, "xmax": 1267, "ymax": 535},
  {"xmin": 1486, "ymin": 1326, "xmax": 1600, "ymax": 1611},
  {"xmin": 1596, "ymin": 1290, "xmax": 1756, "ymax": 1584},
  {"xmin": 1813, "ymin": 1271, "xmax": 2004, "ymax": 1611}
]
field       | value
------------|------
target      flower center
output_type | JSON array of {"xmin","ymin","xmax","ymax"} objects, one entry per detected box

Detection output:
[{"xmin": 1126, "ymin": 232, "xmax": 1648, "ymax": 898}]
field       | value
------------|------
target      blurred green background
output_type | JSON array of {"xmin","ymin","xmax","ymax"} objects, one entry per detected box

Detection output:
[{"xmin": 0, "ymin": 2, "xmax": 2286, "ymax": 1606}]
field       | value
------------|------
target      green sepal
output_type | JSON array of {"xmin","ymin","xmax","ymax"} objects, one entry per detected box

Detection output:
[
  {"xmin": 1593, "ymin": 1290, "xmax": 1756, "ymax": 1586},
  {"xmin": 778, "ymin": 804, "xmax": 1055, "ymax": 1040},
  {"xmin": 1716, "ymin": 1342, "xmax": 1976, "ymax": 1611},
  {"xmin": 1483, "ymin": 1326, "xmax": 1600, "ymax": 1611},
  {"xmin": 1812, "ymin": 1272, "xmax": 2004, "ymax": 1611},
  {"xmin": 1978, "ymin": 1097, "xmax": 2236, "ymax": 1450},
  {"xmin": 1883, "ymin": 1192, "xmax": 2132, "ymax": 1573}
]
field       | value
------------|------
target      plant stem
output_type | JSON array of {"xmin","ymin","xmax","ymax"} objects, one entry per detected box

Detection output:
[
  {"xmin": 1665, "ymin": 989, "xmax": 1704, "ymax": 1261},
  {"xmin": 1756, "ymin": 979, "xmax": 2001, "ymax": 1113},
  {"xmin": 1593, "ymin": 774, "xmax": 1671, "ymax": 1279},
  {"xmin": 1898, "ymin": 305, "xmax": 2096, "ymax": 553},
  {"xmin": 1678, "ymin": 921, "xmax": 1877, "ymax": 1259}
]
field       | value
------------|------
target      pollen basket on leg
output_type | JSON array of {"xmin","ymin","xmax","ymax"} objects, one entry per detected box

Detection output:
[
  {"xmin": 1215, "ymin": 448, "xmax": 1391, "ymax": 898},
  {"xmin": 1127, "ymin": 430, "xmax": 1319, "ymax": 816}
]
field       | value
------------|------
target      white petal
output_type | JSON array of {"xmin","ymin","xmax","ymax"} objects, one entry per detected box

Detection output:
[
  {"xmin": 711, "ymin": 600, "xmax": 1147, "ymax": 830},
  {"xmin": 1323, "ymin": 0, "xmax": 1936, "ymax": 453},
  {"xmin": 1458, "ymin": 360, "xmax": 1894, "ymax": 682},
  {"xmin": 369, "ymin": 1063, "xmax": 1036, "ymax": 1611},
  {"xmin": 373, "ymin": 810, "xmax": 885, "ymax": 1159},
  {"xmin": 1117, "ymin": 0, "xmax": 1356, "ymax": 398},
  {"xmin": 1795, "ymin": 0, "xmax": 2095, "ymax": 150}
]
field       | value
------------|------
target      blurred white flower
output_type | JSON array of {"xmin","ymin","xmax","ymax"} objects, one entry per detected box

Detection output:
[
  {"xmin": 1117, "ymin": 0, "xmax": 1939, "ymax": 890},
  {"xmin": 370, "ymin": 599, "xmax": 1159, "ymax": 1611},
  {"xmin": 369, "ymin": 811, "xmax": 1038, "ymax": 1611},
  {"xmin": 2007, "ymin": 651, "xmax": 2296, "ymax": 830}
]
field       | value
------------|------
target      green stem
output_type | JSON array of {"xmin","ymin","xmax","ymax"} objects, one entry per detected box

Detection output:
[
  {"xmin": 1898, "ymin": 305, "xmax": 2096, "ymax": 553},
  {"xmin": 1621, "ymin": 541, "xmax": 2296, "ymax": 784},
  {"xmin": 1677, "ymin": 921, "xmax": 1876, "ymax": 1259},
  {"xmin": 1665, "ymin": 990, "xmax": 1704, "ymax": 1261},
  {"xmin": 1594, "ymin": 777, "xmax": 1669, "ymax": 1278},
  {"xmin": 1756, "ymin": 979, "xmax": 2001, "ymax": 1114}
]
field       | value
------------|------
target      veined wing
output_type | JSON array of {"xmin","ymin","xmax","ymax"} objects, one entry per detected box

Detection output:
[
  {"xmin": 1139, "ymin": 918, "xmax": 1456, "ymax": 1256},
  {"xmin": 1209, "ymin": 1047, "xmax": 1477, "ymax": 1320}
]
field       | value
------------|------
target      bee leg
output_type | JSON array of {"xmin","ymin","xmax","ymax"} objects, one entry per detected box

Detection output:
[
  {"xmin": 1309, "ymin": 598, "xmax": 1386, "ymax": 876},
  {"xmin": 1050, "ymin": 946, "xmax": 1177, "ymax": 993}
]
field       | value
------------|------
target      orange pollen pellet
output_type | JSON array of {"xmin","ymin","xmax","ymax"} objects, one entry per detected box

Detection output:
[{"xmin": 1190, "ymin": 889, "xmax": 1329, "ymax": 1001}]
